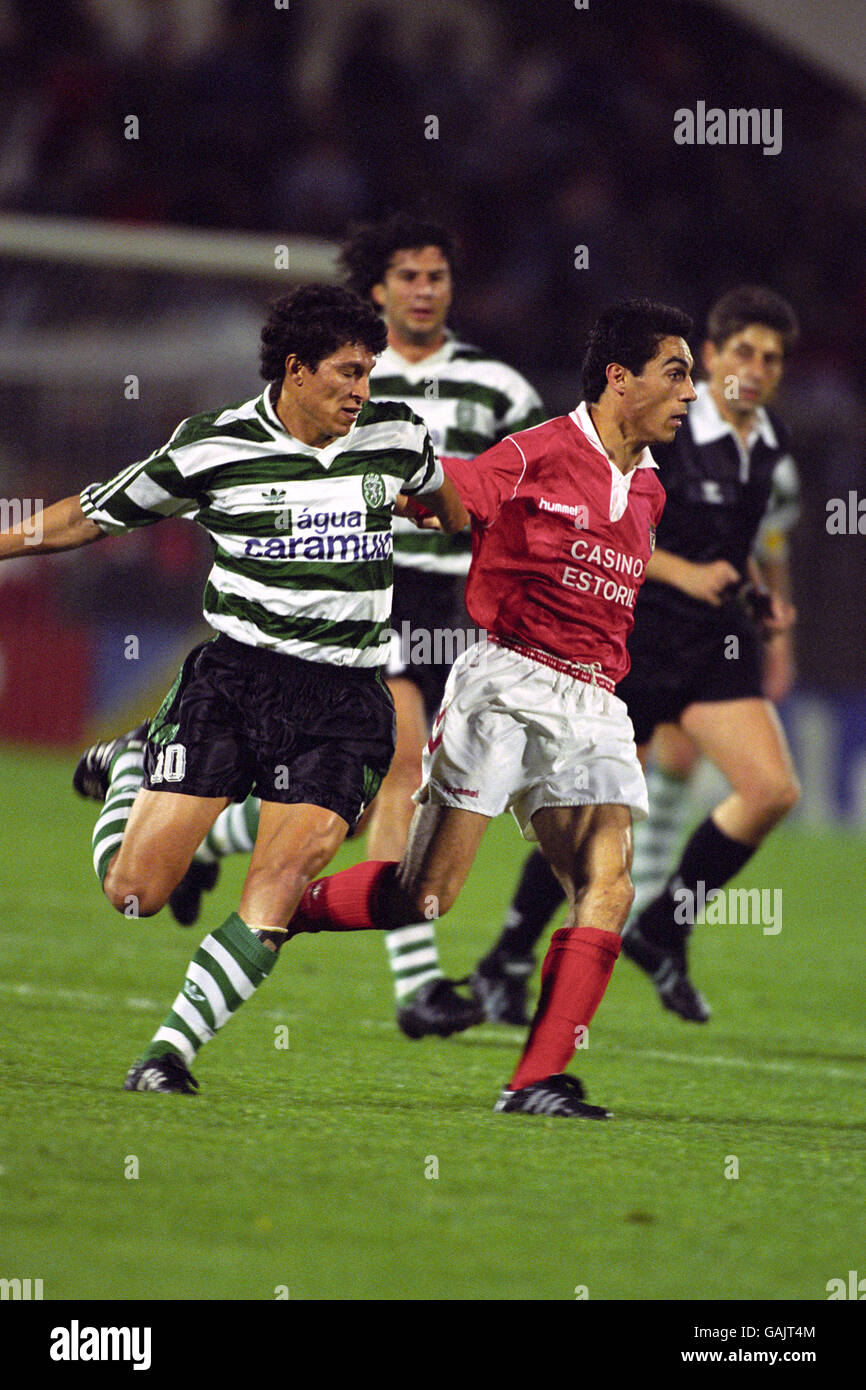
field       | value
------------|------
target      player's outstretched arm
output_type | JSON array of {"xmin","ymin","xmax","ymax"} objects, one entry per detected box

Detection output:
[
  {"xmin": 0, "ymin": 494, "xmax": 104, "ymax": 560},
  {"xmin": 412, "ymin": 476, "xmax": 470, "ymax": 534}
]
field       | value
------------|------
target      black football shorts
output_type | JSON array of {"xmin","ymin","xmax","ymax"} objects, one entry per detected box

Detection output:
[
  {"xmin": 617, "ymin": 600, "xmax": 764, "ymax": 747},
  {"xmin": 143, "ymin": 634, "xmax": 396, "ymax": 828}
]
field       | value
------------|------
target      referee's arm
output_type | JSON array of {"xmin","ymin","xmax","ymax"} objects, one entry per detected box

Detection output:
[
  {"xmin": 0, "ymin": 495, "xmax": 104, "ymax": 560},
  {"xmin": 646, "ymin": 547, "xmax": 740, "ymax": 606}
]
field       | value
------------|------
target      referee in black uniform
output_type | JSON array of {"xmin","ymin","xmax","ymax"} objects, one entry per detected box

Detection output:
[{"xmin": 465, "ymin": 286, "xmax": 802, "ymax": 1025}]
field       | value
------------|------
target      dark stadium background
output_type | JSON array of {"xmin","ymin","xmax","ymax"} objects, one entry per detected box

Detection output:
[
  {"xmin": 2, "ymin": 2, "xmax": 866, "ymax": 1327},
  {"xmin": 0, "ymin": 0, "xmax": 864, "ymax": 821}
]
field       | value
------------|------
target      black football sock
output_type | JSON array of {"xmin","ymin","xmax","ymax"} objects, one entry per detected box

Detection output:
[
  {"xmin": 488, "ymin": 849, "xmax": 566, "ymax": 960},
  {"xmin": 629, "ymin": 815, "xmax": 756, "ymax": 952}
]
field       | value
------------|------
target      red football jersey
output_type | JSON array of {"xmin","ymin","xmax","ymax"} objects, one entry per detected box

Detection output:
[{"xmin": 444, "ymin": 404, "xmax": 666, "ymax": 684}]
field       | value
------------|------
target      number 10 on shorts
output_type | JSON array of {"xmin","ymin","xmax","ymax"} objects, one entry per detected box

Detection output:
[{"xmin": 151, "ymin": 742, "xmax": 187, "ymax": 784}]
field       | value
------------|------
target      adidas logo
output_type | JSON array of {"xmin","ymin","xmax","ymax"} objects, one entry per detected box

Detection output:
[
  {"xmin": 183, "ymin": 981, "xmax": 207, "ymax": 1004},
  {"xmin": 263, "ymin": 487, "xmax": 287, "ymax": 505}
]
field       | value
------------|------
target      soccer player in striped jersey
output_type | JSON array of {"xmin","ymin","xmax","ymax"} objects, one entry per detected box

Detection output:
[
  {"xmin": 175, "ymin": 216, "xmax": 545, "ymax": 1038},
  {"xmin": 0, "ymin": 285, "xmax": 466, "ymax": 1094}
]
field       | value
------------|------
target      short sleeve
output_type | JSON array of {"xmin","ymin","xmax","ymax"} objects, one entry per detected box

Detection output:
[
  {"xmin": 444, "ymin": 436, "xmax": 527, "ymax": 526},
  {"xmin": 80, "ymin": 440, "xmax": 199, "ymax": 534},
  {"xmin": 400, "ymin": 426, "xmax": 445, "ymax": 497}
]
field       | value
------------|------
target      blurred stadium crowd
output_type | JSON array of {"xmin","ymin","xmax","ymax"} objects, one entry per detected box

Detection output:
[{"xmin": 0, "ymin": 0, "xmax": 864, "ymax": 718}]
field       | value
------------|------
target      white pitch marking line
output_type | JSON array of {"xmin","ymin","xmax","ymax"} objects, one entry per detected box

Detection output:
[
  {"xmin": 3, "ymin": 983, "xmax": 863, "ymax": 1082},
  {"xmin": 358, "ymin": 1017, "xmax": 865, "ymax": 1082},
  {"xmin": 0, "ymin": 979, "xmax": 295, "ymax": 1021},
  {"xmin": 610, "ymin": 1045, "xmax": 863, "ymax": 1083}
]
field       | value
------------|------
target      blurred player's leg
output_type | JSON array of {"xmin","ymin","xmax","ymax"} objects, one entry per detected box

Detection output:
[
  {"xmin": 367, "ymin": 677, "xmax": 482, "ymax": 1037},
  {"xmin": 470, "ymin": 725, "xmax": 699, "ymax": 1023},
  {"xmin": 625, "ymin": 699, "xmax": 800, "ymax": 1019},
  {"xmin": 626, "ymin": 726, "xmax": 699, "ymax": 923},
  {"xmin": 470, "ymin": 850, "xmax": 563, "ymax": 1025}
]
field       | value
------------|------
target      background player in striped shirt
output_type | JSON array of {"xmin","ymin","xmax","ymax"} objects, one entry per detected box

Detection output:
[
  {"xmin": 474, "ymin": 286, "xmax": 801, "ymax": 1026},
  {"xmin": 342, "ymin": 215, "xmax": 545, "ymax": 1035},
  {"xmin": 0, "ymin": 285, "xmax": 466, "ymax": 1094},
  {"xmin": 281, "ymin": 300, "xmax": 696, "ymax": 1118},
  {"xmin": 174, "ymin": 215, "xmax": 546, "ymax": 1039}
]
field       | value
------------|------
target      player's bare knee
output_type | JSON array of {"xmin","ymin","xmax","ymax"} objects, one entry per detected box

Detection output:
[{"xmin": 103, "ymin": 865, "xmax": 166, "ymax": 918}]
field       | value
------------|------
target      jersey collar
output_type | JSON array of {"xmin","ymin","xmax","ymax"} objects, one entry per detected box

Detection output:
[
  {"xmin": 570, "ymin": 402, "xmax": 658, "ymax": 472},
  {"xmin": 689, "ymin": 380, "xmax": 778, "ymax": 451},
  {"xmin": 259, "ymin": 386, "xmax": 357, "ymax": 465},
  {"xmin": 571, "ymin": 402, "xmax": 657, "ymax": 523},
  {"xmin": 373, "ymin": 330, "xmax": 457, "ymax": 378}
]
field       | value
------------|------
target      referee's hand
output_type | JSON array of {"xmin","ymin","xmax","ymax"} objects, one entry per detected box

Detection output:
[{"xmin": 683, "ymin": 559, "xmax": 741, "ymax": 605}]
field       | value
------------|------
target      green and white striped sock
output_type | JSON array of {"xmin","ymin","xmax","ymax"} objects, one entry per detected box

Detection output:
[
  {"xmin": 627, "ymin": 764, "xmax": 694, "ymax": 927},
  {"xmin": 141, "ymin": 911, "xmax": 277, "ymax": 1067},
  {"xmin": 193, "ymin": 798, "xmax": 260, "ymax": 865},
  {"xmin": 91, "ymin": 742, "xmax": 146, "ymax": 886},
  {"xmin": 384, "ymin": 924, "xmax": 443, "ymax": 1002}
]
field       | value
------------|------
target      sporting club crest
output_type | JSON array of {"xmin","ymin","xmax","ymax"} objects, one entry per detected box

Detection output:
[{"xmin": 362, "ymin": 471, "xmax": 386, "ymax": 509}]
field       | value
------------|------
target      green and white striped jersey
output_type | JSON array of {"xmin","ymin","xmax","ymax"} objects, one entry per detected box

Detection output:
[
  {"xmin": 79, "ymin": 387, "xmax": 443, "ymax": 667},
  {"xmin": 371, "ymin": 334, "xmax": 544, "ymax": 576}
]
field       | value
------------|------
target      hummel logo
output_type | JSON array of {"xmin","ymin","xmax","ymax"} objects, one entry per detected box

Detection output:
[{"xmin": 263, "ymin": 487, "xmax": 287, "ymax": 505}]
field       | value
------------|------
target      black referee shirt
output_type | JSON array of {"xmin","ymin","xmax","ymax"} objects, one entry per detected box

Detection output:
[{"xmin": 639, "ymin": 381, "xmax": 796, "ymax": 623}]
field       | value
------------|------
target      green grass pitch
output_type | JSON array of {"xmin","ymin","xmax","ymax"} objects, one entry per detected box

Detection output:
[{"xmin": 1, "ymin": 744, "xmax": 864, "ymax": 1303}]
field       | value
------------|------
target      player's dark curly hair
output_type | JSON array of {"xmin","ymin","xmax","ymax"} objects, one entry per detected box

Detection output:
[
  {"xmin": 259, "ymin": 284, "xmax": 388, "ymax": 384},
  {"xmin": 582, "ymin": 299, "xmax": 694, "ymax": 403},
  {"xmin": 706, "ymin": 285, "xmax": 799, "ymax": 354},
  {"xmin": 339, "ymin": 215, "xmax": 458, "ymax": 301}
]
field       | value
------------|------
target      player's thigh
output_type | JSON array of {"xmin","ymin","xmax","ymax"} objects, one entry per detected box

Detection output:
[
  {"xmin": 390, "ymin": 802, "xmax": 491, "ymax": 919},
  {"xmin": 533, "ymin": 803, "xmax": 635, "ymax": 931},
  {"xmin": 107, "ymin": 788, "xmax": 229, "ymax": 905},
  {"xmin": 652, "ymin": 722, "xmax": 699, "ymax": 778},
  {"xmin": 679, "ymin": 698, "xmax": 799, "ymax": 804},
  {"xmin": 239, "ymin": 799, "xmax": 350, "ymax": 926}
]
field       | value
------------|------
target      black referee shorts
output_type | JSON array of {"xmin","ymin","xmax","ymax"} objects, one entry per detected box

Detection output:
[
  {"xmin": 617, "ymin": 601, "xmax": 764, "ymax": 747},
  {"xmin": 143, "ymin": 634, "xmax": 396, "ymax": 828}
]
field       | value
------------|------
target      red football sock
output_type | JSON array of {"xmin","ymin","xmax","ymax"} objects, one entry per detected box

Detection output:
[
  {"xmin": 289, "ymin": 860, "xmax": 396, "ymax": 934},
  {"xmin": 509, "ymin": 926, "xmax": 621, "ymax": 1091}
]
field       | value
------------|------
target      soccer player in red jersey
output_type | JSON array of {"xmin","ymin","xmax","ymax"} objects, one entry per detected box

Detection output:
[{"xmin": 287, "ymin": 300, "xmax": 697, "ymax": 1117}]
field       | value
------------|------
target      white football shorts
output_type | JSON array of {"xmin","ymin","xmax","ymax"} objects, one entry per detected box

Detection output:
[{"xmin": 414, "ymin": 639, "xmax": 648, "ymax": 840}]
